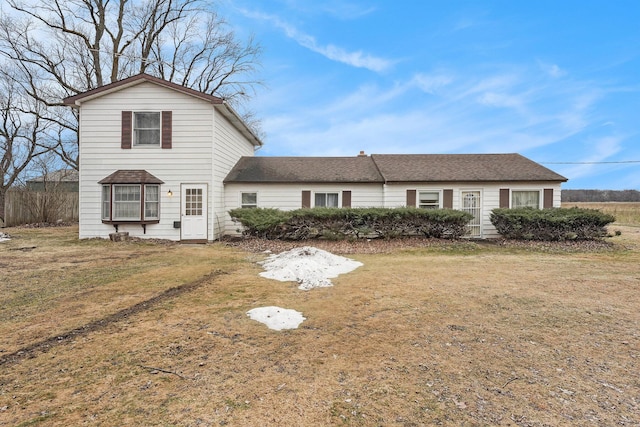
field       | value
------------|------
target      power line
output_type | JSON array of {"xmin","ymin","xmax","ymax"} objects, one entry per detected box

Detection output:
[{"xmin": 540, "ymin": 160, "xmax": 640, "ymax": 165}]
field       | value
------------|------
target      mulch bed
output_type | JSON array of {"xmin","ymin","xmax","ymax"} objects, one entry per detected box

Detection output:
[{"xmin": 221, "ymin": 235, "xmax": 616, "ymax": 255}]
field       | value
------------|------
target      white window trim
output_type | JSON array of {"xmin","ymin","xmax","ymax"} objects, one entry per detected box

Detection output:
[
  {"xmin": 313, "ymin": 191, "xmax": 340, "ymax": 208},
  {"xmin": 510, "ymin": 189, "xmax": 542, "ymax": 209},
  {"xmin": 417, "ymin": 189, "xmax": 442, "ymax": 209},
  {"xmin": 102, "ymin": 185, "xmax": 111, "ymax": 220},
  {"xmin": 103, "ymin": 183, "xmax": 161, "ymax": 221},
  {"xmin": 144, "ymin": 185, "xmax": 160, "ymax": 220},
  {"xmin": 133, "ymin": 111, "xmax": 161, "ymax": 147},
  {"xmin": 240, "ymin": 191, "xmax": 258, "ymax": 208},
  {"xmin": 113, "ymin": 184, "xmax": 142, "ymax": 221}
]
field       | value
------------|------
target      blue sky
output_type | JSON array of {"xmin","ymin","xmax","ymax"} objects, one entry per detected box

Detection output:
[{"xmin": 218, "ymin": 0, "xmax": 640, "ymax": 190}]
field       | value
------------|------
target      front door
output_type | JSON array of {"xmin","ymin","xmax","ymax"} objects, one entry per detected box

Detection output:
[
  {"xmin": 181, "ymin": 184, "xmax": 208, "ymax": 241},
  {"xmin": 462, "ymin": 191, "xmax": 482, "ymax": 238}
]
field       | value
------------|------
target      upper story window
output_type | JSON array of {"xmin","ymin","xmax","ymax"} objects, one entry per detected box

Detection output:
[
  {"xmin": 134, "ymin": 112, "xmax": 161, "ymax": 146},
  {"xmin": 241, "ymin": 192, "xmax": 258, "ymax": 208},
  {"xmin": 122, "ymin": 111, "xmax": 171, "ymax": 149},
  {"xmin": 315, "ymin": 192, "xmax": 339, "ymax": 207},
  {"xmin": 418, "ymin": 191, "xmax": 440, "ymax": 209},
  {"xmin": 512, "ymin": 190, "xmax": 540, "ymax": 209}
]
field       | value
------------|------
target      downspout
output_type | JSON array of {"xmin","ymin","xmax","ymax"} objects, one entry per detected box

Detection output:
[{"xmin": 211, "ymin": 102, "xmax": 217, "ymax": 241}]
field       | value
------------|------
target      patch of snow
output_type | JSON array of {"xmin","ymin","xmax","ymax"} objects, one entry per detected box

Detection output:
[
  {"xmin": 247, "ymin": 306, "xmax": 306, "ymax": 330},
  {"xmin": 0, "ymin": 233, "xmax": 10, "ymax": 243},
  {"xmin": 258, "ymin": 246, "xmax": 363, "ymax": 290}
]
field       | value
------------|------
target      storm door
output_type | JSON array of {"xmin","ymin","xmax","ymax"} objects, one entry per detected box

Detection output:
[{"xmin": 462, "ymin": 191, "xmax": 482, "ymax": 238}]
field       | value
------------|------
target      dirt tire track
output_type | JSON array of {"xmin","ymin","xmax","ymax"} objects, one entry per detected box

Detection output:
[{"xmin": 0, "ymin": 270, "xmax": 226, "ymax": 367}]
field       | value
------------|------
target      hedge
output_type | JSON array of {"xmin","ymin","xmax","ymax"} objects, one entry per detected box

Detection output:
[
  {"xmin": 229, "ymin": 207, "xmax": 474, "ymax": 240},
  {"xmin": 490, "ymin": 207, "xmax": 615, "ymax": 241}
]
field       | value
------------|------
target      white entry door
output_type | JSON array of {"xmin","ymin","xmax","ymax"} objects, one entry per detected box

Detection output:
[
  {"xmin": 462, "ymin": 191, "xmax": 482, "ymax": 238},
  {"xmin": 181, "ymin": 184, "xmax": 208, "ymax": 241}
]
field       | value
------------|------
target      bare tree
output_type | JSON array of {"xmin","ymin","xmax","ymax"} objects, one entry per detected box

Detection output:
[
  {"xmin": 20, "ymin": 154, "xmax": 76, "ymax": 224},
  {"xmin": 0, "ymin": 0, "xmax": 263, "ymax": 171},
  {"xmin": 0, "ymin": 69, "xmax": 52, "ymax": 225}
]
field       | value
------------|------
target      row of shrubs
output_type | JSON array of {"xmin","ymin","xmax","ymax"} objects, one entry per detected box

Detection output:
[
  {"xmin": 490, "ymin": 207, "xmax": 615, "ymax": 241},
  {"xmin": 229, "ymin": 206, "xmax": 615, "ymax": 241},
  {"xmin": 229, "ymin": 207, "xmax": 474, "ymax": 240}
]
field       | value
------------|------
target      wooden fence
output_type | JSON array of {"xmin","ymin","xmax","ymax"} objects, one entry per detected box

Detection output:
[{"xmin": 4, "ymin": 190, "xmax": 79, "ymax": 227}]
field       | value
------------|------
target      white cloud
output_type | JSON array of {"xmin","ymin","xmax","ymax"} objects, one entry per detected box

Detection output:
[
  {"xmin": 411, "ymin": 73, "xmax": 454, "ymax": 94},
  {"xmin": 258, "ymin": 66, "xmax": 612, "ymax": 160},
  {"xmin": 538, "ymin": 61, "xmax": 567, "ymax": 78},
  {"xmin": 477, "ymin": 91, "xmax": 524, "ymax": 109},
  {"xmin": 309, "ymin": 43, "xmax": 391, "ymax": 72},
  {"xmin": 279, "ymin": 0, "xmax": 377, "ymax": 20},
  {"xmin": 240, "ymin": 9, "xmax": 393, "ymax": 72}
]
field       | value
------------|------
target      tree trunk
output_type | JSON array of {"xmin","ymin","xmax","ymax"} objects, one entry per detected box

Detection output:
[{"xmin": 0, "ymin": 188, "xmax": 6, "ymax": 227}]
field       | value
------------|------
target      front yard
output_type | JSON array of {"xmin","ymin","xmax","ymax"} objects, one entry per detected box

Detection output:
[{"xmin": 1, "ymin": 224, "xmax": 639, "ymax": 426}]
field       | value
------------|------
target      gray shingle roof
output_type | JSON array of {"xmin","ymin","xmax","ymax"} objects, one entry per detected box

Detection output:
[
  {"xmin": 224, "ymin": 154, "xmax": 567, "ymax": 184},
  {"xmin": 371, "ymin": 153, "xmax": 568, "ymax": 182},
  {"xmin": 98, "ymin": 170, "xmax": 164, "ymax": 184},
  {"xmin": 224, "ymin": 156, "xmax": 384, "ymax": 183}
]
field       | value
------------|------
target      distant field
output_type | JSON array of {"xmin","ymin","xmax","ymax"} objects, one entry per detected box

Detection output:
[{"xmin": 562, "ymin": 201, "xmax": 640, "ymax": 226}]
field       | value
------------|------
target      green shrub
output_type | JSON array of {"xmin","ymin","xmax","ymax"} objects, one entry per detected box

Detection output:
[
  {"xmin": 490, "ymin": 207, "xmax": 615, "ymax": 241},
  {"xmin": 229, "ymin": 207, "xmax": 474, "ymax": 240},
  {"xmin": 228, "ymin": 208, "xmax": 291, "ymax": 239}
]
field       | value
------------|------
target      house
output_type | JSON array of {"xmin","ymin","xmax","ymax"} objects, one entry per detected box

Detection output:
[
  {"xmin": 65, "ymin": 74, "xmax": 567, "ymax": 241},
  {"xmin": 26, "ymin": 169, "xmax": 79, "ymax": 192},
  {"xmin": 224, "ymin": 153, "xmax": 567, "ymax": 238}
]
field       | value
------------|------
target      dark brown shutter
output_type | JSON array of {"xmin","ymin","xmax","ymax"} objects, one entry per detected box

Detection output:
[
  {"xmin": 406, "ymin": 189, "xmax": 416, "ymax": 207},
  {"xmin": 443, "ymin": 189, "xmax": 453, "ymax": 209},
  {"xmin": 121, "ymin": 111, "xmax": 132, "ymax": 149},
  {"xmin": 302, "ymin": 190, "xmax": 311, "ymax": 208},
  {"xmin": 342, "ymin": 191, "xmax": 352, "ymax": 208},
  {"xmin": 543, "ymin": 188, "xmax": 554, "ymax": 208},
  {"xmin": 161, "ymin": 111, "xmax": 172, "ymax": 149},
  {"xmin": 499, "ymin": 188, "xmax": 510, "ymax": 208}
]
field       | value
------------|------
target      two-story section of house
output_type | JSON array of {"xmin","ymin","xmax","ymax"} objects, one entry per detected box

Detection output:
[{"xmin": 64, "ymin": 73, "xmax": 262, "ymax": 242}]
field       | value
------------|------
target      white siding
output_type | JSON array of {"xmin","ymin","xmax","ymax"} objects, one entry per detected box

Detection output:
[
  {"xmin": 212, "ymin": 110, "xmax": 256, "ymax": 239},
  {"xmin": 384, "ymin": 182, "xmax": 563, "ymax": 238},
  {"xmin": 223, "ymin": 183, "xmax": 383, "ymax": 235},
  {"xmin": 78, "ymin": 82, "xmax": 215, "ymax": 240}
]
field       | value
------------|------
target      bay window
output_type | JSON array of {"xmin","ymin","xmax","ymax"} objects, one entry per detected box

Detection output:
[
  {"xmin": 144, "ymin": 185, "xmax": 160, "ymax": 219},
  {"xmin": 102, "ymin": 184, "xmax": 160, "ymax": 221},
  {"xmin": 102, "ymin": 185, "xmax": 111, "ymax": 220},
  {"xmin": 98, "ymin": 170, "xmax": 164, "ymax": 232},
  {"xmin": 114, "ymin": 185, "xmax": 141, "ymax": 220}
]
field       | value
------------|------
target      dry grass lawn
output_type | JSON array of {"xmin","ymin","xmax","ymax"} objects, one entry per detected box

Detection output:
[{"xmin": 0, "ymin": 220, "xmax": 639, "ymax": 426}]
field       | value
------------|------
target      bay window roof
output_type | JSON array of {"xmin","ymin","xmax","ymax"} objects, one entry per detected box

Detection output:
[{"xmin": 98, "ymin": 170, "xmax": 164, "ymax": 185}]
